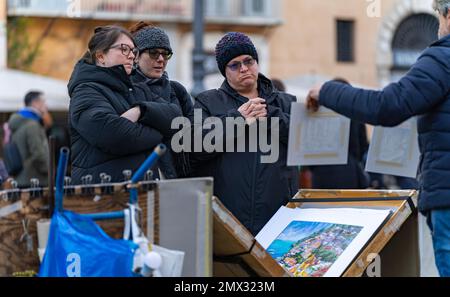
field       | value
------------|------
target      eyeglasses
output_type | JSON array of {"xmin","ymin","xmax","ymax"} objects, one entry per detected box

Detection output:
[
  {"xmin": 227, "ymin": 57, "xmax": 256, "ymax": 72},
  {"xmin": 109, "ymin": 43, "xmax": 139, "ymax": 57},
  {"xmin": 145, "ymin": 49, "xmax": 173, "ymax": 60},
  {"xmin": 436, "ymin": 8, "xmax": 448, "ymax": 17}
]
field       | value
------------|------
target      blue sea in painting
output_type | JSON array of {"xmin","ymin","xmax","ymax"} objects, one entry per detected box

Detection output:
[
  {"xmin": 267, "ymin": 221, "xmax": 334, "ymax": 259},
  {"xmin": 267, "ymin": 239, "xmax": 295, "ymax": 259}
]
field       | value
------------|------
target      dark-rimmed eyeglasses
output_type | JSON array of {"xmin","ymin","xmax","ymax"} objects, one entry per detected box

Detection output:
[
  {"xmin": 436, "ymin": 8, "xmax": 448, "ymax": 17},
  {"xmin": 109, "ymin": 43, "xmax": 139, "ymax": 57},
  {"xmin": 145, "ymin": 49, "xmax": 173, "ymax": 60},
  {"xmin": 227, "ymin": 57, "xmax": 256, "ymax": 72}
]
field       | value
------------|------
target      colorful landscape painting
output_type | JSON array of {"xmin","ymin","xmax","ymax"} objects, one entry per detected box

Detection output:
[{"xmin": 266, "ymin": 221, "xmax": 363, "ymax": 277}]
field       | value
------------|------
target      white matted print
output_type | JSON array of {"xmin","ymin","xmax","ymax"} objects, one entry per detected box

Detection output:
[
  {"xmin": 287, "ymin": 103, "xmax": 350, "ymax": 166},
  {"xmin": 256, "ymin": 207, "xmax": 391, "ymax": 277},
  {"xmin": 365, "ymin": 118, "xmax": 420, "ymax": 178}
]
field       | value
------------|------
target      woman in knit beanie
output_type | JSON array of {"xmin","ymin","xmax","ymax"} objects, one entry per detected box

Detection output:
[
  {"xmin": 130, "ymin": 21, "xmax": 173, "ymax": 80},
  {"xmin": 214, "ymin": 31, "xmax": 259, "ymax": 78},
  {"xmin": 129, "ymin": 21, "xmax": 193, "ymax": 178},
  {"xmin": 188, "ymin": 31, "xmax": 299, "ymax": 235}
]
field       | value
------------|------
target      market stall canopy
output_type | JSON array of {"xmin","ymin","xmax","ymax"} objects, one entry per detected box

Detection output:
[{"xmin": 0, "ymin": 68, "xmax": 69, "ymax": 112}]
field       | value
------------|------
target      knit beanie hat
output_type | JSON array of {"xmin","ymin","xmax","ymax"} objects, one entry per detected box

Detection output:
[
  {"xmin": 215, "ymin": 32, "xmax": 259, "ymax": 77},
  {"xmin": 134, "ymin": 26, "xmax": 172, "ymax": 53}
]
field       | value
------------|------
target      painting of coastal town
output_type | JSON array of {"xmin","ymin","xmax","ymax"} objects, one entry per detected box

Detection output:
[{"xmin": 266, "ymin": 221, "xmax": 363, "ymax": 277}]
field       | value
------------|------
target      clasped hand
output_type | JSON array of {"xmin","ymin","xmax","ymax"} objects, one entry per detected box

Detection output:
[{"xmin": 238, "ymin": 98, "xmax": 267, "ymax": 125}]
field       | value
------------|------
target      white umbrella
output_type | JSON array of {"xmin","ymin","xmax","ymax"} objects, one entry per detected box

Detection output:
[
  {"xmin": 0, "ymin": 68, "xmax": 69, "ymax": 112},
  {"xmin": 1, "ymin": 7, "xmax": 69, "ymax": 112}
]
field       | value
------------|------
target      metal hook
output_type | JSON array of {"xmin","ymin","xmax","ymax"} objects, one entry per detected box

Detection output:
[
  {"xmin": 10, "ymin": 179, "xmax": 18, "ymax": 189},
  {"xmin": 64, "ymin": 176, "xmax": 72, "ymax": 186},
  {"xmin": 64, "ymin": 176, "xmax": 74, "ymax": 195},
  {"xmin": 122, "ymin": 170, "xmax": 132, "ymax": 181},
  {"xmin": 30, "ymin": 178, "xmax": 40, "ymax": 188},
  {"xmin": 100, "ymin": 173, "xmax": 113, "ymax": 195},
  {"xmin": 144, "ymin": 170, "xmax": 153, "ymax": 181},
  {"xmin": 81, "ymin": 174, "xmax": 94, "ymax": 196}
]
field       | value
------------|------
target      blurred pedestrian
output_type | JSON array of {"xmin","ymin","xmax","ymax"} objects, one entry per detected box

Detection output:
[
  {"xmin": 7, "ymin": 91, "xmax": 49, "ymax": 187},
  {"xmin": 271, "ymin": 78, "xmax": 286, "ymax": 92}
]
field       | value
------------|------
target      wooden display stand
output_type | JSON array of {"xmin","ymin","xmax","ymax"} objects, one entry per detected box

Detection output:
[
  {"xmin": 213, "ymin": 189, "xmax": 419, "ymax": 277},
  {"xmin": 1, "ymin": 185, "xmax": 419, "ymax": 277},
  {"xmin": 213, "ymin": 197, "xmax": 289, "ymax": 277},
  {"xmin": 0, "ymin": 178, "xmax": 213, "ymax": 277},
  {"xmin": 0, "ymin": 182, "xmax": 154, "ymax": 276}
]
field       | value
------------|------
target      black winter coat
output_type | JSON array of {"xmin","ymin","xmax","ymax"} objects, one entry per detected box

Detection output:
[
  {"xmin": 131, "ymin": 70, "xmax": 193, "ymax": 178},
  {"xmin": 310, "ymin": 120, "xmax": 369, "ymax": 189},
  {"xmin": 132, "ymin": 70, "xmax": 193, "ymax": 116},
  {"xmin": 189, "ymin": 74, "xmax": 299, "ymax": 235},
  {"xmin": 68, "ymin": 60, "xmax": 180, "ymax": 184}
]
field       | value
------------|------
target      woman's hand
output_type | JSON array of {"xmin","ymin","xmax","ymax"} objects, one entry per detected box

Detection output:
[
  {"xmin": 238, "ymin": 98, "xmax": 267, "ymax": 125},
  {"xmin": 121, "ymin": 106, "xmax": 141, "ymax": 123}
]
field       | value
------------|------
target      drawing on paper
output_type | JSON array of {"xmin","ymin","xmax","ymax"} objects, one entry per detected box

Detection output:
[
  {"xmin": 287, "ymin": 103, "xmax": 351, "ymax": 166},
  {"xmin": 267, "ymin": 221, "xmax": 363, "ymax": 277},
  {"xmin": 377, "ymin": 127, "xmax": 410, "ymax": 165},
  {"xmin": 300, "ymin": 117, "xmax": 341, "ymax": 154}
]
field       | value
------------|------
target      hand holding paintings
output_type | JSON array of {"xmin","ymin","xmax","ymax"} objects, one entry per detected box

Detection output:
[
  {"xmin": 306, "ymin": 83, "xmax": 322, "ymax": 112},
  {"xmin": 287, "ymin": 103, "xmax": 350, "ymax": 166}
]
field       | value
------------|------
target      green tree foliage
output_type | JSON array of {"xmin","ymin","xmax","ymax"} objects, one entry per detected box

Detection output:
[{"xmin": 7, "ymin": 17, "xmax": 41, "ymax": 70}]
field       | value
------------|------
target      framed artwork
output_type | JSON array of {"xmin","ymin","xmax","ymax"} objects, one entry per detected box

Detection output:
[
  {"xmin": 365, "ymin": 118, "xmax": 420, "ymax": 178},
  {"xmin": 288, "ymin": 103, "xmax": 350, "ymax": 166},
  {"xmin": 256, "ymin": 206, "xmax": 391, "ymax": 277}
]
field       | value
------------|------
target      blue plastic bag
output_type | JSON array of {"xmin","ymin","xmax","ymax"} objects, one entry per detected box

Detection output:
[
  {"xmin": 38, "ymin": 145, "xmax": 166, "ymax": 277},
  {"xmin": 38, "ymin": 210, "xmax": 138, "ymax": 277}
]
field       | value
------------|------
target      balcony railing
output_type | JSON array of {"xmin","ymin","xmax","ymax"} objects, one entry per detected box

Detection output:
[{"xmin": 7, "ymin": 0, "xmax": 281, "ymax": 25}]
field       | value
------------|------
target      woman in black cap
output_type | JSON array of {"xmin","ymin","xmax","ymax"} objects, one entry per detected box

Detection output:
[{"xmin": 130, "ymin": 22, "xmax": 193, "ymax": 178}]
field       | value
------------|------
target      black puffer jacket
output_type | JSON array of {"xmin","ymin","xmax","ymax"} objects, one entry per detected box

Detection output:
[
  {"xmin": 132, "ymin": 70, "xmax": 193, "ymax": 178},
  {"xmin": 189, "ymin": 74, "xmax": 299, "ymax": 235},
  {"xmin": 319, "ymin": 34, "xmax": 450, "ymax": 212},
  {"xmin": 132, "ymin": 70, "xmax": 193, "ymax": 116},
  {"xmin": 68, "ymin": 60, "xmax": 180, "ymax": 184}
]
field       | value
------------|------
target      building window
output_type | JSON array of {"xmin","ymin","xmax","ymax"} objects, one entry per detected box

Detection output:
[
  {"xmin": 205, "ymin": 0, "xmax": 272, "ymax": 18},
  {"xmin": 243, "ymin": 0, "xmax": 267, "ymax": 16},
  {"xmin": 391, "ymin": 13, "xmax": 438, "ymax": 80},
  {"xmin": 8, "ymin": 0, "xmax": 32, "ymax": 9},
  {"xmin": 336, "ymin": 20, "xmax": 355, "ymax": 63},
  {"xmin": 206, "ymin": 0, "xmax": 229, "ymax": 17}
]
